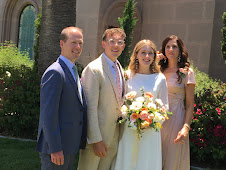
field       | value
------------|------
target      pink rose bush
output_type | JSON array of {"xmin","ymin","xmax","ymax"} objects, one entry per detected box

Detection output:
[
  {"xmin": 189, "ymin": 70, "xmax": 226, "ymax": 168},
  {"xmin": 118, "ymin": 87, "xmax": 172, "ymax": 139}
]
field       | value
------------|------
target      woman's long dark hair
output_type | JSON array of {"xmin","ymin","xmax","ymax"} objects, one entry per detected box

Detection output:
[{"xmin": 159, "ymin": 35, "xmax": 190, "ymax": 83}]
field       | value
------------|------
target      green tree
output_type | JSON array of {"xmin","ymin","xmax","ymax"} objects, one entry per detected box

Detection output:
[
  {"xmin": 221, "ymin": 12, "xmax": 226, "ymax": 63},
  {"xmin": 118, "ymin": 0, "xmax": 137, "ymax": 68}
]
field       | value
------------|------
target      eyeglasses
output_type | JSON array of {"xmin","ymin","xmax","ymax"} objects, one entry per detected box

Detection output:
[{"xmin": 106, "ymin": 39, "xmax": 125, "ymax": 46}]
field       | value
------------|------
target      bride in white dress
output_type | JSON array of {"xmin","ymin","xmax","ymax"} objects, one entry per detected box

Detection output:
[{"xmin": 114, "ymin": 40, "xmax": 168, "ymax": 170}]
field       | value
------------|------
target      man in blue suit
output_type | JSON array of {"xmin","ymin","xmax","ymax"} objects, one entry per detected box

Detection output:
[{"xmin": 36, "ymin": 26, "xmax": 87, "ymax": 169}]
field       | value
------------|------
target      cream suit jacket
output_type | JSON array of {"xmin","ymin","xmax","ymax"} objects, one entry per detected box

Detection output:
[{"xmin": 81, "ymin": 54, "xmax": 125, "ymax": 147}]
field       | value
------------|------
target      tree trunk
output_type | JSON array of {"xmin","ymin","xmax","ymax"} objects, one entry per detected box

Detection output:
[{"xmin": 38, "ymin": 0, "xmax": 76, "ymax": 73}]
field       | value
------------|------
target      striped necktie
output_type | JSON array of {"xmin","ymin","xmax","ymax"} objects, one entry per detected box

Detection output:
[
  {"xmin": 72, "ymin": 65, "xmax": 83, "ymax": 103},
  {"xmin": 113, "ymin": 62, "xmax": 122, "ymax": 106}
]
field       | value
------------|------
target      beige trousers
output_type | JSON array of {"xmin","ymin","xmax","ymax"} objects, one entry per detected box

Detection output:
[{"xmin": 77, "ymin": 126, "xmax": 119, "ymax": 170}]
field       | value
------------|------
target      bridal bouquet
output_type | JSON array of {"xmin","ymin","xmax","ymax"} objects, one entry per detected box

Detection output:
[{"xmin": 118, "ymin": 87, "xmax": 172, "ymax": 139}]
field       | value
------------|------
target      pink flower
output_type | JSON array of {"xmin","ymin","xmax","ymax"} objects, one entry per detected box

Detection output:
[
  {"xmin": 124, "ymin": 72, "xmax": 129, "ymax": 81},
  {"xmin": 195, "ymin": 109, "xmax": 202, "ymax": 115},
  {"xmin": 216, "ymin": 108, "xmax": 221, "ymax": 115},
  {"xmin": 139, "ymin": 109, "xmax": 149, "ymax": 120},
  {"xmin": 216, "ymin": 108, "xmax": 220, "ymax": 112},
  {"xmin": 179, "ymin": 68, "xmax": 188, "ymax": 75},
  {"xmin": 145, "ymin": 92, "xmax": 154, "ymax": 100},
  {"xmin": 194, "ymin": 104, "xmax": 196, "ymax": 107}
]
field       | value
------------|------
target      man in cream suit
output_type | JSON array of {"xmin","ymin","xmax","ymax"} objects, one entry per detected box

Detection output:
[{"xmin": 77, "ymin": 28, "xmax": 126, "ymax": 170}]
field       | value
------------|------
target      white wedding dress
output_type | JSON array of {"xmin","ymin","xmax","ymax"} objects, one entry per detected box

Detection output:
[{"xmin": 114, "ymin": 71, "xmax": 168, "ymax": 170}]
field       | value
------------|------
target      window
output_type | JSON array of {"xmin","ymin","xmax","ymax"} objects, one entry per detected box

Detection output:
[{"xmin": 18, "ymin": 5, "xmax": 35, "ymax": 59}]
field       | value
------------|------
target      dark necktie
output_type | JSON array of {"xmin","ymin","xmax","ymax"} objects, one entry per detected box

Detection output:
[{"xmin": 72, "ymin": 65, "xmax": 83, "ymax": 103}]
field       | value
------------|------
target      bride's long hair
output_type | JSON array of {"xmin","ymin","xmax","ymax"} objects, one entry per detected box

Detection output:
[{"xmin": 128, "ymin": 39, "xmax": 160, "ymax": 75}]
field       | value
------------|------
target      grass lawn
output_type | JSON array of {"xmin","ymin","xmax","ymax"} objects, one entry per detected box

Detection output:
[
  {"xmin": 0, "ymin": 138, "xmax": 79, "ymax": 170},
  {"xmin": 0, "ymin": 137, "xmax": 223, "ymax": 170}
]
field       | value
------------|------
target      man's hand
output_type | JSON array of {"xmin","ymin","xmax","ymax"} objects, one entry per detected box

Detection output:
[
  {"xmin": 93, "ymin": 141, "xmax": 108, "ymax": 158},
  {"xmin": 51, "ymin": 150, "xmax": 64, "ymax": 165}
]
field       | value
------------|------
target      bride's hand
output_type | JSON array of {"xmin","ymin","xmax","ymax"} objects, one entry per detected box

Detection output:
[{"xmin": 174, "ymin": 126, "xmax": 189, "ymax": 144}]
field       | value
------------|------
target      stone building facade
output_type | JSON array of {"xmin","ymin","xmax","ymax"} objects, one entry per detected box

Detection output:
[{"xmin": 0, "ymin": 0, "xmax": 225, "ymax": 81}]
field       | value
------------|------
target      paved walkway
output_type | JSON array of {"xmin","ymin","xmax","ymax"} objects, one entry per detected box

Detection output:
[{"xmin": 0, "ymin": 135, "xmax": 36, "ymax": 142}]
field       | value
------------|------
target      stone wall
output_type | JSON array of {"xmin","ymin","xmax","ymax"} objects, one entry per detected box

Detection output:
[
  {"xmin": 142, "ymin": 0, "xmax": 215, "ymax": 74},
  {"xmin": 209, "ymin": 0, "xmax": 226, "ymax": 82},
  {"xmin": 0, "ymin": 0, "xmax": 225, "ymax": 81},
  {"xmin": 76, "ymin": 0, "xmax": 102, "ymax": 66},
  {"xmin": 0, "ymin": 0, "xmax": 41, "ymax": 44}
]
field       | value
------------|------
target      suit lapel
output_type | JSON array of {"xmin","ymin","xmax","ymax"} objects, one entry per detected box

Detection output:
[
  {"xmin": 101, "ymin": 54, "xmax": 122, "ymax": 106},
  {"xmin": 58, "ymin": 58, "xmax": 83, "ymax": 105}
]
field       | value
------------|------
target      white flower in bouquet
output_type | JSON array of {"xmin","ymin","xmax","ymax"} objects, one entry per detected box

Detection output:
[
  {"xmin": 120, "ymin": 105, "xmax": 128, "ymax": 112},
  {"xmin": 147, "ymin": 102, "xmax": 156, "ymax": 109},
  {"xmin": 129, "ymin": 101, "xmax": 142, "ymax": 111},
  {"xmin": 155, "ymin": 99, "xmax": 164, "ymax": 107},
  {"xmin": 136, "ymin": 97, "xmax": 145, "ymax": 103},
  {"xmin": 125, "ymin": 91, "xmax": 137, "ymax": 100},
  {"xmin": 120, "ymin": 105, "xmax": 128, "ymax": 118},
  {"xmin": 148, "ymin": 113, "xmax": 155, "ymax": 119},
  {"xmin": 153, "ymin": 112, "xmax": 165, "ymax": 124},
  {"xmin": 129, "ymin": 121, "xmax": 137, "ymax": 130}
]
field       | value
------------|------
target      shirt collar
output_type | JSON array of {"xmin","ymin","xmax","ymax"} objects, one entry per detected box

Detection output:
[
  {"xmin": 103, "ymin": 53, "xmax": 117, "ymax": 68},
  {"xmin": 59, "ymin": 55, "xmax": 75, "ymax": 69}
]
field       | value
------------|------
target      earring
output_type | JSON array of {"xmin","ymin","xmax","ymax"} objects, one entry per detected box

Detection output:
[
  {"xmin": 152, "ymin": 64, "xmax": 155, "ymax": 71},
  {"xmin": 178, "ymin": 54, "xmax": 181, "ymax": 62},
  {"xmin": 135, "ymin": 58, "xmax": 139, "ymax": 70}
]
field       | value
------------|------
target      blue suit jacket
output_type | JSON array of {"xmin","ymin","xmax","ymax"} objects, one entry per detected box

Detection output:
[{"xmin": 36, "ymin": 58, "xmax": 87, "ymax": 154}]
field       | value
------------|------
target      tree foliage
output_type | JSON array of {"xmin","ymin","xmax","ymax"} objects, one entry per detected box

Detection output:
[{"xmin": 118, "ymin": 0, "xmax": 137, "ymax": 68}]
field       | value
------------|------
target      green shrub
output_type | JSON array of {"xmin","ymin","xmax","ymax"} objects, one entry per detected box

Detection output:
[
  {"xmin": 0, "ymin": 42, "xmax": 40, "ymax": 139},
  {"xmin": 0, "ymin": 41, "xmax": 33, "ymax": 68},
  {"xmin": 190, "ymin": 68, "xmax": 226, "ymax": 168},
  {"xmin": 0, "ymin": 66, "xmax": 40, "ymax": 139}
]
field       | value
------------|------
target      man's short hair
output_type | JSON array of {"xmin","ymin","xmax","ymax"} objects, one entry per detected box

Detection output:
[
  {"xmin": 102, "ymin": 28, "xmax": 126, "ymax": 41},
  {"xmin": 60, "ymin": 26, "xmax": 83, "ymax": 42}
]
